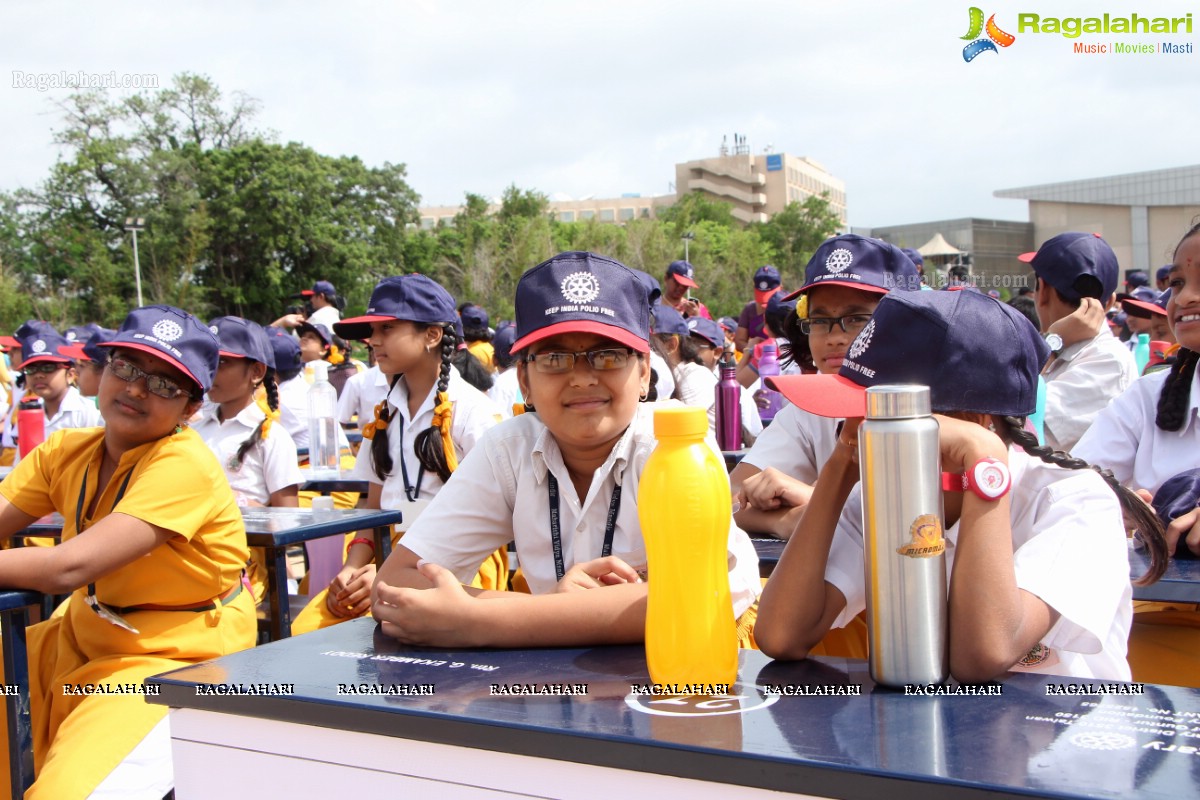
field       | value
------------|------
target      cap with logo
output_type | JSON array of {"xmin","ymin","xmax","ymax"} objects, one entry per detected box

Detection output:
[
  {"xmin": 718, "ymin": 316, "xmax": 738, "ymax": 334},
  {"xmin": 59, "ymin": 327, "xmax": 117, "ymax": 364},
  {"xmin": 209, "ymin": 316, "xmax": 275, "ymax": 370},
  {"xmin": 789, "ymin": 234, "xmax": 921, "ymax": 298},
  {"xmin": 460, "ymin": 304, "xmax": 490, "ymax": 330},
  {"xmin": 652, "ymin": 305, "xmax": 689, "ymax": 338},
  {"xmin": 753, "ymin": 265, "xmax": 782, "ymax": 305},
  {"xmin": 335, "ymin": 274, "xmax": 457, "ymax": 341},
  {"xmin": 1020, "ymin": 232, "xmax": 1119, "ymax": 302},
  {"xmin": 265, "ymin": 326, "xmax": 303, "ymax": 374},
  {"xmin": 1120, "ymin": 286, "xmax": 1168, "ymax": 318},
  {"xmin": 65, "ymin": 323, "xmax": 103, "ymax": 343},
  {"xmin": 96, "ymin": 305, "xmax": 220, "ymax": 392},
  {"xmin": 513, "ymin": 251, "xmax": 652, "ymax": 353},
  {"xmin": 665, "ymin": 260, "xmax": 698, "ymax": 289},
  {"xmin": 686, "ymin": 316, "xmax": 724, "ymax": 349},
  {"xmin": 767, "ymin": 290, "xmax": 1047, "ymax": 419},
  {"xmin": 16, "ymin": 330, "xmax": 73, "ymax": 370}
]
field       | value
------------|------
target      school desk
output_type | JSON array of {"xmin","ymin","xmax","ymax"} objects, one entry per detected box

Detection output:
[
  {"xmin": 1, "ymin": 589, "xmax": 42, "ymax": 797},
  {"xmin": 241, "ymin": 507, "xmax": 402, "ymax": 642},
  {"xmin": 297, "ymin": 468, "xmax": 370, "ymax": 495},
  {"xmin": 146, "ymin": 617, "xmax": 1200, "ymax": 799},
  {"xmin": 1130, "ymin": 547, "xmax": 1200, "ymax": 603}
]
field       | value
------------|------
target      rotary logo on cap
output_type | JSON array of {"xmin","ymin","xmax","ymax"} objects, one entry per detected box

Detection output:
[
  {"xmin": 826, "ymin": 248, "xmax": 853, "ymax": 274},
  {"xmin": 847, "ymin": 319, "xmax": 875, "ymax": 360},
  {"xmin": 561, "ymin": 272, "xmax": 601, "ymax": 304},
  {"xmin": 32, "ymin": 340, "xmax": 46, "ymax": 354},
  {"xmin": 152, "ymin": 319, "xmax": 184, "ymax": 342}
]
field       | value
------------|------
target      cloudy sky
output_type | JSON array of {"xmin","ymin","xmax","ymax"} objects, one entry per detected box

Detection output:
[{"xmin": 4, "ymin": 0, "xmax": 1198, "ymax": 228}]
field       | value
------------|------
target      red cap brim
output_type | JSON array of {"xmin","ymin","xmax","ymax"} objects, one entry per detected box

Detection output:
[
  {"xmin": 1017, "ymin": 251, "xmax": 1036, "ymax": 263},
  {"xmin": 511, "ymin": 320, "xmax": 650, "ymax": 354},
  {"xmin": 1121, "ymin": 298, "xmax": 1166, "ymax": 317},
  {"xmin": 16, "ymin": 354, "xmax": 72, "ymax": 370},
  {"xmin": 754, "ymin": 287, "xmax": 782, "ymax": 305},
  {"xmin": 57, "ymin": 344, "xmax": 88, "ymax": 360},
  {"xmin": 0, "ymin": 336, "xmax": 18, "ymax": 349},
  {"xmin": 766, "ymin": 373, "xmax": 867, "ymax": 418},
  {"xmin": 671, "ymin": 274, "xmax": 698, "ymax": 289},
  {"xmin": 300, "ymin": 290, "xmax": 315, "ymax": 297},
  {"xmin": 96, "ymin": 341, "xmax": 204, "ymax": 392}
]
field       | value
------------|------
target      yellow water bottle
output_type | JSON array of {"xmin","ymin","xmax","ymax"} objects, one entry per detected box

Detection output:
[{"xmin": 638, "ymin": 406, "xmax": 738, "ymax": 690}]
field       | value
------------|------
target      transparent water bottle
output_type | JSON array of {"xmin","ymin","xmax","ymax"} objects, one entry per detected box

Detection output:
[{"xmin": 307, "ymin": 360, "xmax": 339, "ymax": 478}]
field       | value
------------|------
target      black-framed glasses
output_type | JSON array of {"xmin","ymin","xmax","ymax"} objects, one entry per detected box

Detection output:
[
  {"xmin": 23, "ymin": 362, "xmax": 68, "ymax": 375},
  {"xmin": 107, "ymin": 355, "xmax": 188, "ymax": 399},
  {"xmin": 524, "ymin": 347, "xmax": 634, "ymax": 374},
  {"xmin": 799, "ymin": 314, "xmax": 873, "ymax": 336}
]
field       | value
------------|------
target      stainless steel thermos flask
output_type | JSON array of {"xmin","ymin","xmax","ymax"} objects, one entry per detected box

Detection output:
[{"xmin": 858, "ymin": 385, "xmax": 948, "ymax": 687}]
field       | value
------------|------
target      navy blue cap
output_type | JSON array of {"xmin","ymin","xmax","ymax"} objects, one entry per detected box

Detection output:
[
  {"xmin": 301, "ymin": 280, "xmax": 336, "ymax": 297},
  {"xmin": 460, "ymin": 304, "xmax": 489, "ymax": 329},
  {"xmin": 791, "ymin": 234, "xmax": 921, "ymax": 297},
  {"xmin": 14, "ymin": 320, "xmax": 59, "ymax": 340},
  {"xmin": 265, "ymin": 326, "xmax": 302, "ymax": 374},
  {"xmin": 718, "ymin": 316, "xmax": 738, "ymax": 333},
  {"xmin": 1157, "ymin": 265, "xmax": 1172, "ymax": 282},
  {"xmin": 1154, "ymin": 469, "xmax": 1200, "ymax": 527},
  {"xmin": 513, "ymin": 251, "xmax": 652, "ymax": 353},
  {"xmin": 901, "ymin": 248, "xmax": 925, "ymax": 269},
  {"xmin": 335, "ymin": 274, "xmax": 457, "ymax": 341},
  {"xmin": 769, "ymin": 290, "xmax": 1047, "ymax": 419},
  {"xmin": 631, "ymin": 269, "xmax": 662, "ymax": 306},
  {"xmin": 686, "ymin": 316, "xmax": 724, "ymax": 349},
  {"xmin": 1120, "ymin": 286, "xmax": 1167, "ymax": 318},
  {"xmin": 1024, "ymin": 233, "xmax": 1119, "ymax": 302},
  {"xmin": 65, "ymin": 323, "xmax": 103, "ymax": 343},
  {"xmin": 17, "ymin": 330, "xmax": 73, "ymax": 369},
  {"xmin": 665, "ymin": 260, "xmax": 698, "ymax": 289},
  {"xmin": 97, "ymin": 305, "xmax": 219, "ymax": 392},
  {"xmin": 61, "ymin": 327, "xmax": 117, "ymax": 364},
  {"xmin": 652, "ymin": 304, "xmax": 689, "ymax": 337},
  {"xmin": 1124, "ymin": 270, "xmax": 1149, "ymax": 290},
  {"xmin": 753, "ymin": 265, "xmax": 782, "ymax": 303},
  {"xmin": 492, "ymin": 323, "xmax": 517, "ymax": 364},
  {"xmin": 297, "ymin": 321, "xmax": 333, "ymax": 346},
  {"xmin": 209, "ymin": 316, "xmax": 275, "ymax": 370}
]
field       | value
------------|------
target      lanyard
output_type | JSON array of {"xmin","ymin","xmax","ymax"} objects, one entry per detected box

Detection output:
[
  {"xmin": 76, "ymin": 462, "xmax": 136, "ymax": 630},
  {"xmin": 547, "ymin": 474, "xmax": 622, "ymax": 582},
  {"xmin": 396, "ymin": 414, "xmax": 425, "ymax": 502}
]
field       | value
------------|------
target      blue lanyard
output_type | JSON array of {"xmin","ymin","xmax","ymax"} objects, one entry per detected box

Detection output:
[
  {"xmin": 395, "ymin": 414, "xmax": 425, "ymax": 502},
  {"xmin": 547, "ymin": 474, "xmax": 622, "ymax": 582}
]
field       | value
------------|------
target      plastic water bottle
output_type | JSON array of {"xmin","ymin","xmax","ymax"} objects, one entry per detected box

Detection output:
[
  {"xmin": 1133, "ymin": 333, "xmax": 1151, "ymax": 375},
  {"xmin": 859, "ymin": 385, "xmax": 947, "ymax": 687},
  {"xmin": 307, "ymin": 361, "xmax": 339, "ymax": 478},
  {"xmin": 714, "ymin": 350, "xmax": 741, "ymax": 451},
  {"xmin": 755, "ymin": 341, "xmax": 785, "ymax": 424},
  {"xmin": 638, "ymin": 406, "xmax": 737, "ymax": 690},
  {"xmin": 17, "ymin": 396, "xmax": 45, "ymax": 458}
]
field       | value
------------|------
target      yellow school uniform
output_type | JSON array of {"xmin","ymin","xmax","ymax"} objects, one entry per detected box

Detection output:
[
  {"xmin": 0, "ymin": 428, "xmax": 256, "ymax": 798},
  {"xmin": 466, "ymin": 340, "xmax": 496, "ymax": 373}
]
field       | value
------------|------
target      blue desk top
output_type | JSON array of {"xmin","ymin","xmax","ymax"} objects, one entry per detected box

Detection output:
[
  {"xmin": 0, "ymin": 589, "xmax": 41, "ymax": 613},
  {"xmin": 148, "ymin": 619, "xmax": 1200, "ymax": 800},
  {"xmin": 241, "ymin": 508, "xmax": 402, "ymax": 548},
  {"xmin": 297, "ymin": 468, "xmax": 370, "ymax": 494}
]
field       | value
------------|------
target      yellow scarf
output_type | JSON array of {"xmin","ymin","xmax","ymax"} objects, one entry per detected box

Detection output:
[
  {"xmin": 255, "ymin": 393, "xmax": 280, "ymax": 439},
  {"xmin": 431, "ymin": 391, "xmax": 457, "ymax": 473}
]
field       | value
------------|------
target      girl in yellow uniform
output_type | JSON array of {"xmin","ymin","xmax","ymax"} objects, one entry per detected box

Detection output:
[{"xmin": 0, "ymin": 305, "xmax": 256, "ymax": 799}]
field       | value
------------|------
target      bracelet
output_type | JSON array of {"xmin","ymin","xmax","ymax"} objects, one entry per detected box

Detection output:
[{"xmin": 346, "ymin": 536, "xmax": 375, "ymax": 555}]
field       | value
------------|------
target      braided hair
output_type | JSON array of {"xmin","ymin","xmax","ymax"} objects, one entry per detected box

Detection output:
[
  {"xmin": 1000, "ymin": 415, "xmax": 1168, "ymax": 585},
  {"xmin": 366, "ymin": 374, "xmax": 401, "ymax": 480},
  {"xmin": 414, "ymin": 322, "xmax": 458, "ymax": 483},
  {"xmin": 231, "ymin": 367, "xmax": 280, "ymax": 471}
]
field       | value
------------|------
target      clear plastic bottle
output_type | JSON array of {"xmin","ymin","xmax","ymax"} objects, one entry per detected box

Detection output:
[
  {"xmin": 307, "ymin": 361, "xmax": 339, "ymax": 478},
  {"xmin": 755, "ymin": 341, "xmax": 785, "ymax": 424},
  {"xmin": 638, "ymin": 406, "xmax": 737, "ymax": 689},
  {"xmin": 714, "ymin": 350, "xmax": 742, "ymax": 451},
  {"xmin": 1133, "ymin": 332, "xmax": 1151, "ymax": 375}
]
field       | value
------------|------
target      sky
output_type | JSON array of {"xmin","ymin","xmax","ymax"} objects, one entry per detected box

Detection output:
[{"xmin": 3, "ymin": 0, "xmax": 1199, "ymax": 229}]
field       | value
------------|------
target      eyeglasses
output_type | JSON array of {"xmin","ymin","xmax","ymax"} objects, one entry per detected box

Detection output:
[
  {"xmin": 23, "ymin": 362, "xmax": 68, "ymax": 375},
  {"xmin": 799, "ymin": 314, "xmax": 873, "ymax": 336},
  {"xmin": 107, "ymin": 355, "xmax": 188, "ymax": 399},
  {"xmin": 524, "ymin": 347, "xmax": 634, "ymax": 374}
]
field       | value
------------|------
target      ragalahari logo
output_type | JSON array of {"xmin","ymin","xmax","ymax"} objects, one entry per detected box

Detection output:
[{"xmin": 961, "ymin": 7, "xmax": 1016, "ymax": 61}]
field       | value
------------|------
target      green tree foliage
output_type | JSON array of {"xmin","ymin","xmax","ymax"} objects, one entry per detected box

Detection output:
[{"xmin": 752, "ymin": 193, "xmax": 843, "ymax": 288}]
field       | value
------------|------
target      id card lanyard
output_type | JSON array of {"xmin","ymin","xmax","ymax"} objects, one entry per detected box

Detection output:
[
  {"xmin": 76, "ymin": 464, "xmax": 140, "ymax": 634},
  {"xmin": 547, "ymin": 475, "xmax": 622, "ymax": 582},
  {"xmin": 396, "ymin": 415, "xmax": 425, "ymax": 502}
]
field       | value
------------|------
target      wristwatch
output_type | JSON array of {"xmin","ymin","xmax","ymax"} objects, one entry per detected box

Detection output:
[
  {"xmin": 1044, "ymin": 332, "xmax": 1064, "ymax": 355},
  {"xmin": 941, "ymin": 457, "xmax": 1012, "ymax": 501}
]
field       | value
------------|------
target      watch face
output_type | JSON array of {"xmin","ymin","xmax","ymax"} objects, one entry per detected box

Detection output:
[
  {"xmin": 1045, "ymin": 333, "xmax": 1063, "ymax": 352},
  {"xmin": 971, "ymin": 459, "xmax": 1011, "ymax": 499}
]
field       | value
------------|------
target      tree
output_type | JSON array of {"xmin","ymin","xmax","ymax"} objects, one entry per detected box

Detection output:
[{"xmin": 753, "ymin": 193, "xmax": 843, "ymax": 287}]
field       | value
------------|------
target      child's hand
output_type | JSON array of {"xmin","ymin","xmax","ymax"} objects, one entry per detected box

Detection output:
[
  {"xmin": 932, "ymin": 414, "xmax": 1007, "ymax": 476},
  {"xmin": 735, "ymin": 467, "xmax": 813, "ymax": 512},
  {"xmin": 556, "ymin": 556, "xmax": 641, "ymax": 592},
  {"xmin": 1166, "ymin": 508, "xmax": 1200, "ymax": 558},
  {"xmin": 373, "ymin": 563, "xmax": 478, "ymax": 646},
  {"xmin": 327, "ymin": 564, "xmax": 376, "ymax": 618},
  {"xmin": 1047, "ymin": 297, "xmax": 1104, "ymax": 350}
]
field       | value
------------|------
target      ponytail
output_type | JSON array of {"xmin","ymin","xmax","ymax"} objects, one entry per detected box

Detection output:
[
  {"xmin": 232, "ymin": 368, "xmax": 280, "ymax": 471},
  {"xmin": 414, "ymin": 323, "xmax": 458, "ymax": 483},
  {"xmin": 1001, "ymin": 416, "xmax": 1168, "ymax": 585},
  {"xmin": 1155, "ymin": 348, "xmax": 1198, "ymax": 432}
]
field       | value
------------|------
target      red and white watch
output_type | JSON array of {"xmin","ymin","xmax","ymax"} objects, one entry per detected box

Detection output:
[{"xmin": 941, "ymin": 457, "xmax": 1012, "ymax": 501}]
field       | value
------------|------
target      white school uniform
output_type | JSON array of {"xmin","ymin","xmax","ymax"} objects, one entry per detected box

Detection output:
[
  {"xmin": 823, "ymin": 448, "xmax": 1132, "ymax": 680},
  {"xmin": 1042, "ymin": 326, "xmax": 1137, "ymax": 452},
  {"xmin": 1072, "ymin": 368, "xmax": 1200, "ymax": 495},
  {"xmin": 487, "ymin": 368, "xmax": 523, "ymax": 419},
  {"xmin": 741, "ymin": 402, "xmax": 840, "ymax": 485},
  {"xmin": 44, "ymin": 385, "xmax": 103, "ymax": 434},
  {"xmin": 400, "ymin": 404, "xmax": 761, "ymax": 617},
  {"xmin": 337, "ymin": 365, "xmax": 391, "ymax": 432},
  {"xmin": 305, "ymin": 304, "xmax": 341, "ymax": 330},
  {"xmin": 349, "ymin": 366, "xmax": 501, "ymax": 508},
  {"xmin": 192, "ymin": 402, "xmax": 304, "ymax": 506},
  {"xmin": 648, "ymin": 351, "xmax": 674, "ymax": 402},
  {"xmin": 672, "ymin": 362, "xmax": 763, "ymax": 446}
]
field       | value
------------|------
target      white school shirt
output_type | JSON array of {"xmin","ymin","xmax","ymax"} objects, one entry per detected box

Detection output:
[
  {"xmin": 192, "ymin": 402, "xmax": 304, "ymax": 506},
  {"xmin": 673, "ymin": 362, "xmax": 763, "ymax": 445},
  {"xmin": 305, "ymin": 304, "xmax": 341, "ymax": 330},
  {"xmin": 741, "ymin": 402, "xmax": 840, "ymax": 485},
  {"xmin": 824, "ymin": 448, "xmax": 1132, "ymax": 681},
  {"xmin": 400, "ymin": 404, "xmax": 761, "ymax": 617},
  {"xmin": 1042, "ymin": 326, "xmax": 1137, "ymax": 452},
  {"xmin": 649, "ymin": 351, "xmax": 674, "ymax": 401},
  {"xmin": 349, "ymin": 366, "xmax": 500, "ymax": 507},
  {"xmin": 487, "ymin": 368, "xmax": 523, "ymax": 419},
  {"xmin": 277, "ymin": 373, "xmax": 350, "ymax": 451},
  {"xmin": 1073, "ymin": 368, "xmax": 1200, "ymax": 495},
  {"xmin": 44, "ymin": 385, "xmax": 103, "ymax": 434},
  {"xmin": 337, "ymin": 365, "xmax": 390, "ymax": 431}
]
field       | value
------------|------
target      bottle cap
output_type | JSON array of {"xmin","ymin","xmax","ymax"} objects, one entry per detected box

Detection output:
[
  {"xmin": 653, "ymin": 406, "xmax": 708, "ymax": 438},
  {"xmin": 310, "ymin": 360, "xmax": 329, "ymax": 382},
  {"xmin": 865, "ymin": 385, "xmax": 931, "ymax": 420}
]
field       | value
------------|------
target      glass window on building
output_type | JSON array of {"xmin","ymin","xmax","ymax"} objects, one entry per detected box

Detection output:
[
  {"xmin": 559, "ymin": 210, "xmax": 575, "ymax": 222},
  {"xmin": 640, "ymin": 207, "xmax": 651, "ymax": 218},
  {"xmin": 619, "ymin": 207, "xmax": 635, "ymax": 221},
  {"xmin": 421, "ymin": 217, "xmax": 436, "ymax": 230},
  {"xmin": 580, "ymin": 210, "xmax": 595, "ymax": 220},
  {"xmin": 600, "ymin": 209, "xmax": 615, "ymax": 222}
]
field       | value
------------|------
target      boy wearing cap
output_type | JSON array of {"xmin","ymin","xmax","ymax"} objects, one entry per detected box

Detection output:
[
  {"xmin": 661, "ymin": 260, "xmax": 712, "ymax": 320},
  {"xmin": 734, "ymin": 265, "xmax": 782, "ymax": 353},
  {"xmin": 16, "ymin": 328, "xmax": 102, "ymax": 442},
  {"xmin": 1023, "ymin": 232, "xmax": 1137, "ymax": 451},
  {"xmin": 274, "ymin": 279, "xmax": 342, "ymax": 331}
]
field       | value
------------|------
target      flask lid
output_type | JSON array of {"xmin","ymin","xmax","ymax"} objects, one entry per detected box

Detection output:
[
  {"xmin": 865, "ymin": 385, "xmax": 930, "ymax": 419},
  {"xmin": 653, "ymin": 406, "xmax": 707, "ymax": 438}
]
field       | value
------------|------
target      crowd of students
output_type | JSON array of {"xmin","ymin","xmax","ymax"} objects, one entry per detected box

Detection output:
[{"xmin": 0, "ymin": 226, "xmax": 1195, "ymax": 796}]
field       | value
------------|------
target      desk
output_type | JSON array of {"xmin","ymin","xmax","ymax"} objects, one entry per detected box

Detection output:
[
  {"xmin": 1, "ymin": 589, "xmax": 42, "ymax": 798},
  {"xmin": 147, "ymin": 619, "xmax": 1200, "ymax": 799},
  {"xmin": 1131, "ymin": 547, "xmax": 1200, "ymax": 603},
  {"xmin": 751, "ymin": 537, "xmax": 783, "ymax": 578},
  {"xmin": 242, "ymin": 508, "xmax": 403, "ymax": 642},
  {"xmin": 298, "ymin": 468, "xmax": 370, "ymax": 495}
]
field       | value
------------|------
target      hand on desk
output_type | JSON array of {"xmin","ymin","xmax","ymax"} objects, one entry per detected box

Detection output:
[
  {"xmin": 373, "ymin": 562, "xmax": 479, "ymax": 646},
  {"xmin": 327, "ymin": 563, "xmax": 376, "ymax": 618},
  {"xmin": 1166, "ymin": 508, "xmax": 1200, "ymax": 558},
  {"xmin": 556, "ymin": 556, "xmax": 641, "ymax": 592},
  {"xmin": 734, "ymin": 467, "xmax": 813, "ymax": 512}
]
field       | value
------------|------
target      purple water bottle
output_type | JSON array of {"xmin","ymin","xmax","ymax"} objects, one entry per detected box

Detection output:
[
  {"xmin": 756, "ymin": 341, "xmax": 785, "ymax": 425},
  {"xmin": 714, "ymin": 351, "xmax": 741, "ymax": 451}
]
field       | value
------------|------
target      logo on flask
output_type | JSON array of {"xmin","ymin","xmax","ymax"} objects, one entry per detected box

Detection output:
[{"xmin": 896, "ymin": 513, "xmax": 946, "ymax": 558}]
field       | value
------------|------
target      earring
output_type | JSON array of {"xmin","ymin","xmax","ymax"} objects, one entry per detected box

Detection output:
[{"xmin": 174, "ymin": 423, "xmax": 185, "ymax": 434}]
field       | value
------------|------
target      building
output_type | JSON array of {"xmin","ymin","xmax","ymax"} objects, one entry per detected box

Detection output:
[
  {"xmin": 417, "ymin": 139, "xmax": 847, "ymax": 229},
  {"xmin": 995, "ymin": 164, "xmax": 1200, "ymax": 274},
  {"xmin": 862, "ymin": 218, "xmax": 1034, "ymax": 291}
]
